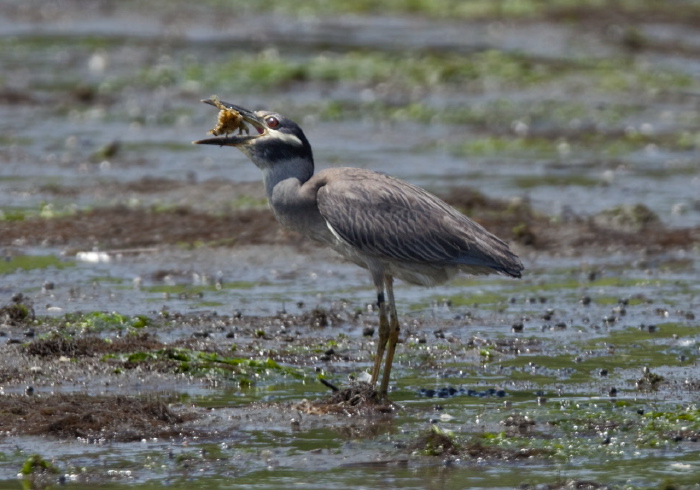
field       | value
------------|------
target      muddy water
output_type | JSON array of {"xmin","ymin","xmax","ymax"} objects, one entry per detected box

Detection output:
[{"xmin": 1, "ymin": 1, "xmax": 700, "ymax": 489}]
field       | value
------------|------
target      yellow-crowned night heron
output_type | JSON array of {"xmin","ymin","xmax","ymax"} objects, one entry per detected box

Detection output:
[{"xmin": 194, "ymin": 100, "xmax": 523, "ymax": 397}]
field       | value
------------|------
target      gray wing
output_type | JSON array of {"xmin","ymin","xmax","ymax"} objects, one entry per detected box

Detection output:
[{"xmin": 315, "ymin": 168, "xmax": 523, "ymax": 277}]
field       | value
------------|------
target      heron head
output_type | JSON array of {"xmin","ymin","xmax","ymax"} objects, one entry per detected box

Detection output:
[{"xmin": 193, "ymin": 99, "xmax": 313, "ymax": 168}]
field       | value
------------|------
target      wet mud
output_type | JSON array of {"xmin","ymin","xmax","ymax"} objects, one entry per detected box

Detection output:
[
  {"xmin": 2, "ymin": 194, "xmax": 699, "ymax": 489},
  {"xmin": 2, "ymin": 0, "xmax": 700, "ymax": 488},
  {"xmin": 2, "ymin": 181, "xmax": 698, "ymax": 254},
  {"xmin": 294, "ymin": 382, "xmax": 393, "ymax": 416},
  {"xmin": 1, "ymin": 393, "xmax": 195, "ymax": 442}
]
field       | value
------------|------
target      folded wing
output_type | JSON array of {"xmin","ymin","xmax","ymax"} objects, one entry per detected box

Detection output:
[{"xmin": 316, "ymin": 168, "xmax": 523, "ymax": 278}]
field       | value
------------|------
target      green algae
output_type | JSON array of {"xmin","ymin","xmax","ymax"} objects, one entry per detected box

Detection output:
[
  {"xmin": 412, "ymin": 425, "xmax": 461, "ymax": 456},
  {"xmin": 183, "ymin": 49, "xmax": 565, "ymax": 95},
  {"xmin": 62, "ymin": 311, "xmax": 152, "ymax": 332},
  {"xmin": 0, "ymin": 135, "xmax": 32, "ymax": 146},
  {"xmin": 2, "ymin": 3, "xmax": 700, "ymax": 488},
  {"xmin": 494, "ymin": 321, "xmax": 698, "ymax": 383},
  {"xmin": 19, "ymin": 454, "xmax": 59, "ymax": 476},
  {"xmin": 0, "ymin": 202, "xmax": 79, "ymax": 222},
  {"xmin": 181, "ymin": 0, "xmax": 700, "ymax": 23},
  {"xmin": 0, "ymin": 254, "xmax": 71, "ymax": 274},
  {"xmin": 104, "ymin": 348, "xmax": 305, "ymax": 384}
]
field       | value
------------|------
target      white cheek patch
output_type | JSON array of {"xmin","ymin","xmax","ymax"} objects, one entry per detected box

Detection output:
[{"xmin": 268, "ymin": 131, "xmax": 303, "ymax": 146}]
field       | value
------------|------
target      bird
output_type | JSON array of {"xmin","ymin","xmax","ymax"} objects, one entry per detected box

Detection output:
[{"xmin": 194, "ymin": 99, "xmax": 524, "ymax": 397}]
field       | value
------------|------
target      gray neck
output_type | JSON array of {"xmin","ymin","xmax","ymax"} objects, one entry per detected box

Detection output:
[{"xmin": 260, "ymin": 157, "xmax": 314, "ymax": 198}]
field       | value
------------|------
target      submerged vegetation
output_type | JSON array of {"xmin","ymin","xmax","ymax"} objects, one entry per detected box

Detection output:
[
  {"xmin": 3, "ymin": 290, "xmax": 698, "ymax": 487},
  {"xmin": 2, "ymin": 0, "xmax": 700, "ymax": 488},
  {"xmin": 141, "ymin": 0, "xmax": 700, "ymax": 23}
]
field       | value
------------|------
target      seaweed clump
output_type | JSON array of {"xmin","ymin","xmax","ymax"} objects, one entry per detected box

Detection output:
[
  {"xmin": 0, "ymin": 393, "xmax": 197, "ymax": 442},
  {"xmin": 410, "ymin": 426, "xmax": 461, "ymax": 456},
  {"xmin": 294, "ymin": 382, "xmax": 393, "ymax": 416},
  {"xmin": 0, "ymin": 293, "xmax": 34, "ymax": 326}
]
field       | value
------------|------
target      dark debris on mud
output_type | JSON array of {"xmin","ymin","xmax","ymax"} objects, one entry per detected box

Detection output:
[
  {"xmin": 0, "ymin": 189, "xmax": 698, "ymax": 255},
  {"xmin": 409, "ymin": 426, "xmax": 552, "ymax": 461},
  {"xmin": 521, "ymin": 480, "xmax": 612, "ymax": 490},
  {"xmin": 0, "ymin": 393, "xmax": 198, "ymax": 442},
  {"xmin": 444, "ymin": 188, "xmax": 700, "ymax": 253},
  {"xmin": 409, "ymin": 427, "xmax": 461, "ymax": 456},
  {"xmin": 461, "ymin": 440, "xmax": 552, "ymax": 460},
  {"xmin": 25, "ymin": 332, "xmax": 165, "ymax": 358},
  {"xmin": 294, "ymin": 382, "xmax": 395, "ymax": 416},
  {"xmin": 0, "ymin": 206, "xmax": 287, "ymax": 250},
  {"xmin": 0, "ymin": 293, "xmax": 35, "ymax": 326}
]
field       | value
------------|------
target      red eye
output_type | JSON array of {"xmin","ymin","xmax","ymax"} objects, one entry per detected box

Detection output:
[{"xmin": 265, "ymin": 116, "xmax": 279, "ymax": 128}]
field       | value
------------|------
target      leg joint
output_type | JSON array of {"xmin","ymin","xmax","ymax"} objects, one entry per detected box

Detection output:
[{"xmin": 376, "ymin": 292, "xmax": 385, "ymax": 308}]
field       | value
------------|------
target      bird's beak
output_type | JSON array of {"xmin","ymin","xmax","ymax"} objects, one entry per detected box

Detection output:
[{"xmin": 193, "ymin": 99, "xmax": 265, "ymax": 147}]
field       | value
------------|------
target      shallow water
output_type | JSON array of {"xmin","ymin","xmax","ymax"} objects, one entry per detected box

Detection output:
[{"xmin": 1, "ymin": 1, "xmax": 700, "ymax": 489}]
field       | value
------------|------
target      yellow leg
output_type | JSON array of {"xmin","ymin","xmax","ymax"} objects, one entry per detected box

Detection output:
[
  {"xmin": 370, "ymin": 291, "xmax": 389, "ymax": 385},
  {"xmin": 378, "ymin": 277, "xmax": 400, "ymax": 396}
]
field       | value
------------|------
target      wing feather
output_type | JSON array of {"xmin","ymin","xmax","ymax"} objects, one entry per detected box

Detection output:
[{"xmin": 315, "ymin": 168, "xmax": 522, "ymax": 277}]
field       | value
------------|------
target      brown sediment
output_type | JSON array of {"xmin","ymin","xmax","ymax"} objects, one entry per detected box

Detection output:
[
  {"xmin": 0, "ymin": 393, "xmax": 198, "ymax": 441},
  {"xmin": 294, "ymin": 382, "xmax": 394, "ymax": 415},
  {"xmin": 0, "ymin": 206, "xmax": 286, "ymax": 249},
  {"xmin": 0, "ymin": 190, "xmax": 698, "ymax": 254},
  {"xmin": 409, "ymin": 428, "xmax": 552, "ymax": 460},
  {"xmin": 25, "ymin": 333, "xmax": 165, "ymax": 358}
]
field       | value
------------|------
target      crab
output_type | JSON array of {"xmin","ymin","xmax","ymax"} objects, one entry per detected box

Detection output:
[{"xmin": 207, "ymin": 95, "xmax": 249, "ymax": 136}]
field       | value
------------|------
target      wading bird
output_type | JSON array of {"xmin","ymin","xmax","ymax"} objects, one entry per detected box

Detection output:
[{"xmin": 194, "ymin": 100, "xmax": 523, "ymax": 397}]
